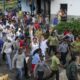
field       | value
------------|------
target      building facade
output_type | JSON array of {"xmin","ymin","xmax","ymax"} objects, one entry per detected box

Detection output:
[
  {"xmin": 21, "ymin": 0, "xmax": 51, "ymax": 15},
  {"xmin": 51, "ymin": 0, "xmax": 80, "ymax": 17}
]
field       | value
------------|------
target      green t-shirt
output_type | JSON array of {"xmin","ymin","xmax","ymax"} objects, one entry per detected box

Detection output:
[
  {"xmin": 71, "ymin": 41, "xmax": 80, "ymax": 52},
  {"xmin": 50, "ymin": 55, "xmax": 60, "ymax": 71},
  {"xmin": 48, "ymin": 36, "xmax": 59, "ymax": 46}
]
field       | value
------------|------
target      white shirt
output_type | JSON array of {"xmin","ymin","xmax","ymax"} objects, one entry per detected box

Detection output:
[
  {"xmin": 12, "ymin": 53, "xmax": 25, "ymax": 69},
  {"xmin": 16, "ymin": 31, "xmax": 21, "ymax": 37},
  {"xmin": 32, "ymin": 17, "xmax": 36, "ymax": 23},
  {"xmin": 40, "ymin": 40, "xmax": 48, "ymax": 56},
  {"xmin": 31, "ymin": 42, "xmax": 39, "ymax": 55},
  {"xmin": 58, "ymin": 42, "xmax": 68, "ymax": 53},
  {"xmin": 10, "ymin": 24, "xmax": 15, "ymax": 29},
  {"xmin": 2, "ymin": 41, "xmax": 12, "ymax": 54}
]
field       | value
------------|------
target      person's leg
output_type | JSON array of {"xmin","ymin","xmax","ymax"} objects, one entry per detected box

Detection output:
[
  {"xmin": 61, "ymin": 52, "xmax": 65, "ymax": 65},
  {"xmin": 16, "ymin": 69, "xmax": 20, "ymax": 80},
  {"xmin": 38, "ymin": 71, "xmax": 44, "ymax": 80},
  {"xmin": 16, "ymin": 68, "xmax": 24, "ymax": 80},
  {"xmin": 6, "ymin": 54, "xmax": 12, "ymax": 70},
  {"xmin": 2, "ymin": 52, "xmax": 6, "ymax": 61},
  {"xmin": 20, "ymin": 68, "xmax": 24, "ymax": 80},
  {"xmin": 55, "ymin": 70, "xmax": 59, "ymax": 80},
  {"xmin": 53, "ymin": 46, "xmax": 57, "ymax": 53},
  {"xmin": 48, "ymin": 46, "xmax": 52, "ymax": 56},
  {"xmin": 61, "ymin": 52, "xmax": 67, "ymax": 65}
]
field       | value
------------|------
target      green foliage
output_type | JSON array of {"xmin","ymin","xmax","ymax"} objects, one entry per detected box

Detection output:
[{"xmin": 55, "ymin": 20, "xmax": 80, "ymax": 36}]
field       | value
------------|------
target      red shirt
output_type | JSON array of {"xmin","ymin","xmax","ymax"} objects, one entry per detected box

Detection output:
[
  {"xmin": 19, "ymin": 40, "xmax": 24, "ymax": 48},
  {"xmin": 64, "ymin": 31, "xmax": 69, "ymax": 35},
  {"xmin": 34, "ymin": 22, "xmax": 40, "ymax": 30}
]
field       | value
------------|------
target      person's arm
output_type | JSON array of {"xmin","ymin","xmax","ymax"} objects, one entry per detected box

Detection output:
[
  {"xmin": 33, "ymin": 63, "xmax": 39, "ymax": 78},
  {"xmin": 12, "ymin": 53, "xmax": 17, "ymax": 69},
  {"xmin": 45, "ymin": 57, "xmax": 52, "ymax": 62}
]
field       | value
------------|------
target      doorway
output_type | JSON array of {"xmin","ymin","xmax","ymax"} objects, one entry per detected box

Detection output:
[
  {"xmin": 60, "ymin": 4, "xmax": 67, "ymax": 11},
  {"xmin": 60, "ymin": 4, "xmax": 68, "ymax": 21},
  {"xmin": 36, "ymin": 0, "xmax": 41, "ymax": 14}
]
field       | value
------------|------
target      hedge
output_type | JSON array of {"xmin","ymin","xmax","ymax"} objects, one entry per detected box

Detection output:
[{"xmin": 55, "ymin": 20, "xmax": 80, "ymax": 36}]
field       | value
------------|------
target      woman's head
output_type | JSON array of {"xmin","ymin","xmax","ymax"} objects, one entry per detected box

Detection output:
[
  {"xmin": 76, "ymin": 36, "xmax": 80, "ymax": 41},
  {"xmin": 18, "ymin": 47, "xmax": 23, "ymax": 54},
  {"xmin": 33, "ymin": 37, "xmax": 37, "ymax": 43}
]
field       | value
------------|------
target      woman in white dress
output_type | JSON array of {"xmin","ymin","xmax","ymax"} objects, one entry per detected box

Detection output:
[{"xmin": 31, "ymin": 38, "xmax": 39, "ymax": 55}]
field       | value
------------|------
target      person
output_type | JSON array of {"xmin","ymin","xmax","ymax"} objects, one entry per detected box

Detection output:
[
  {"xmin": 0, "ymin": 24, "xmax": 3, "ymax": 38},
  {"xmin": 31, "ymin": 48, "xmax": 41, "ymax": 73},
  {"xmin": 45, "ymin": 51, "xmax": 62, "ymax": 80},
  {"xmin": 48, "ymin": 32, "xmax": 59, "ymax": 56},
  {"xmin": 58, "ymin": 37, "xmax": 69, "ymax": 65},
  {"xmin": 53, "ymin": 16, "xmax": 58, "ymax": 26},
  {"xmin": 67, "ymin": 32, "xmax": 74, "ymax": 42},
  {"xmin": 31, "ymin": 37, "xmax": 39, "ymax": 55},
  {"xmin": 34, "ymin": 54, "xmax": 50, "ymax": 80},
  {"xmin": 1, "ymin": 37, "xmax": 13, "ymax": 70},
  {"xmin": 40, "ymin": 36, "xmax": 48, "ymax": 57},
  {"xmin": 66, "ymin": 55, "xmax": 78, "ymax": 80},
  {"xmin": 24, "ymin": 48, "xmax": 31, "ymax": 79},
  {"xmin": 12, "ymin": 47, "xmax": 25, "ymax": 80},
  {"xmin": 0, "ymin": 38, "xmax": 4, "ymax": 65},
  {"xmin": 71, "ymin": 36, "xmax": 80, "ymax": 65}
]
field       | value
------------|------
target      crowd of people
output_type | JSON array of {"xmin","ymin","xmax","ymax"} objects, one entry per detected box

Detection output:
[{"xmin": 0, "ymin": 10, "xmax": 80, "ymax": 80}]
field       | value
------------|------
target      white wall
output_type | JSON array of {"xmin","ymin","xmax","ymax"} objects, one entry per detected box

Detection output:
[{"xmin": 51, "ymin": 0, "xmax": 80, "ymax": 16}]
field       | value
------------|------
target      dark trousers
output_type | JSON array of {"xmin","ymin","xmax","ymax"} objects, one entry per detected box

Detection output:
[
  {"xmin": 48, "ymin": 46, "xmax": 57, "ymax": 56},
  {"xmin": 44, "ymin": 70, "xmax": 59, "ymax": 80},
  {"xmin": 16, "ymin": 68, "xmax": 24, "ymax": 80},
  {"xmin": 68, "ymin": 79, "xmax": 76, "ymax": 80},
  {"xmin": 37, "ymin": 71, "xmax": 44, "ymax": 80},
  {"xmin": 2, "ymin": 52, "xmax": 6, "ymax": 61},
  {"xmin": 61, "ymin": 52, "xmax": 67, "ymax": 65}
]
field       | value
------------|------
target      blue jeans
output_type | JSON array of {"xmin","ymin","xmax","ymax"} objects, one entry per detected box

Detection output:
[
  {"xmin": 6, "ymin": 54, "xmax": 12, "ymax": 70},
  {"xmin": 16, "ymin": 68, "xmax": 24, "ymax": 80}
]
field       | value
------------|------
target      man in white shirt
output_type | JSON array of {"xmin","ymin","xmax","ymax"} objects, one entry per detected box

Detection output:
[
  {"xmin": 1, "ymin": 37, "xmax": 13, "ymax": 70},
  {"xmin": 12, "ymin": 48, "xmax": 25, "ymax": 80}
]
